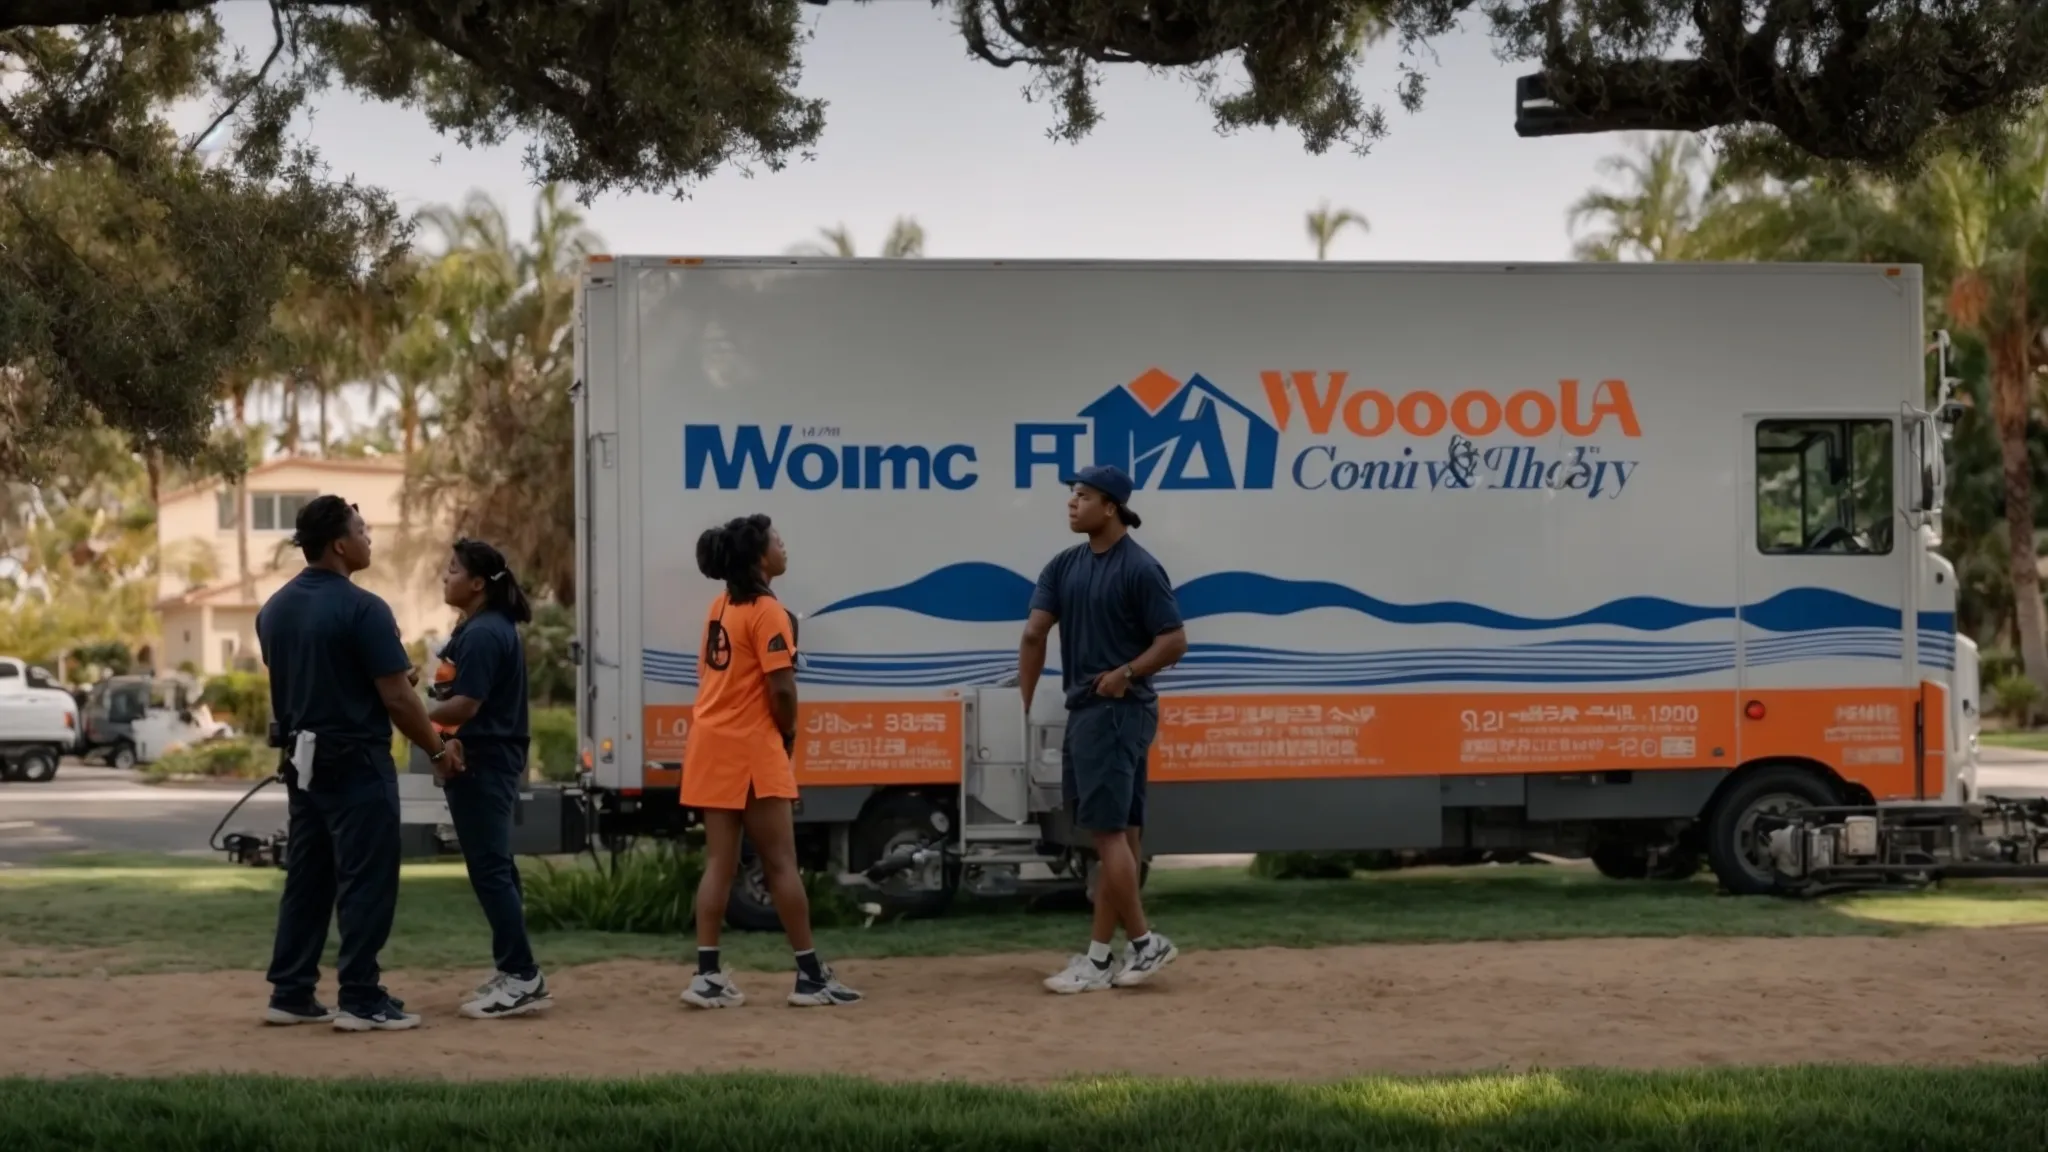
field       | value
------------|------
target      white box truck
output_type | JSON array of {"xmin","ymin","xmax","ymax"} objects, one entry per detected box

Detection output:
[{"xmin": 447, "ymin": 256, "xmax": 2044, "ymax": 925}]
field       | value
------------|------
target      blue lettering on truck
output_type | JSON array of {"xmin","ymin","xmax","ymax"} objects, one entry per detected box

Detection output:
[{"xmin": 685, "ymin": 425, "xmax": 979, "ymax": 490}]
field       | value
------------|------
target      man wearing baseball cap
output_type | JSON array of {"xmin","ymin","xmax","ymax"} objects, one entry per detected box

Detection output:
[{"xmin": 1017, "ymin": 464, "xmax": 1189, "ymax": 993}]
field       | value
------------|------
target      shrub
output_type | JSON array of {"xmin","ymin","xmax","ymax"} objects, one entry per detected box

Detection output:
[
  {"xmin": 524, "ymin": 843, "xmax": 704, "ymax": 934},
  {"xmin": 530, "ymin": 706, "xmax": 579, "ymax": 782},
  {"xmin": 144, "ymin": 736, "xmax": 275, "ymax": 782},
  {"xmin": 1992, "ymin": 673, "xmax": 2041, "ymax": 725},
  {"xmin": 1980, "ymin": 648, "xmax": 2023, "ymax": 690},
  {"xmin": 523, "ymin": 603, "xmax": 577, "ymax": 707},
  {"xmin": 1249, "ymin": 851, "xmax": 1360, "ymax": 880},
  {"xmin": 201, "ymin": 671, "xmax": 271, "ymax": 734}
]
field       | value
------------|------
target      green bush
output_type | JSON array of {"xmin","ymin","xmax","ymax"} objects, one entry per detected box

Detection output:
[
  {"xmin": 201, "ymin": 671, "xmax": 270, "ymax": 734},
  {"xmin": 524, "ymin": 843, "xmax": 704, "ymax": 934},
  {"xmin": 523, "ymin": 603, "xmax": 577, "ymax": 707},
  {"xmin": 530, "ymin": 706, "xmax": 578, "ymax": 782},
  {"xmin": 1980, "ymin": 648, "xmax": 2023, "ymax": 690},
  {"xmin": 1992, "ymin": 673, "xmax": 2041, "ymax": 724},
  {"xmin": 1249, "ymin": 851, "xmax": 1360, "ymax": 880},
  {"xmin": 143, "ymin": 737, "xmax": 274, "ymax": 782}
]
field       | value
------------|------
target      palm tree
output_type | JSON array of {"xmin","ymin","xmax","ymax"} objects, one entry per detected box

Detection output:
[
  {"xmin": 1566, "ymin": 133, "xmax": 1754, "ymax": 262},
  {"xmin": 1305, "ymin": 201, "xmax": 1368, "ymax": 259},
  {"xmin": 788, "ymin": 217, "xmax": 926, "ymax": 258},
  {"xmin": 406, "ymin": 184, "xmax": 601, "ymax": 605}
]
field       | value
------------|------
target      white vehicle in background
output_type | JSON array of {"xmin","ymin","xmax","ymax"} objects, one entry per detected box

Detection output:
[{"xmin": 0, "ymin": 659, "xmax": 79, "ymax": 783}]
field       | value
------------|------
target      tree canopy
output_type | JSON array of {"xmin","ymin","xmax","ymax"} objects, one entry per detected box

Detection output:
[{"xmin": 4, "ymin": 0, "xmax": 2046, "ymax": 473}]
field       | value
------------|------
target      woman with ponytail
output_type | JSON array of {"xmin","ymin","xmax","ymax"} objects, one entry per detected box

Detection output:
[
  {"xmin": 679, "ymin": 513, "xmax": 862, "ymax": 1010},
  {"xmin": 428, "ymin": 538, "xmax": 552, "ymax": 1020}
]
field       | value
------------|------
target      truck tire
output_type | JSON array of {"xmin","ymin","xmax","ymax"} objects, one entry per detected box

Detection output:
[
  {"xmin": 1704, "ymin": 765, "xmax": 1840, "ymax": 896},
  {"xmin": 110, "ymin": 742, "xmax": 137, "ymax": 773},
  {"xmin": 0, "ymin": 757, "xmax": 22, "ymax": 782},
  {"xmin": 15, "ymin": 748, "xmax": 58, "ymax": 784},
  {"xmin": 852, "ymin": 793, "xmax": 958, "ymax": 920},
  {"xmin": 1591, "ymin": 841, "xmax": 1703, "ymax": 882},
  {"xmin": 723, "ymin": 848, "xmax": 785, "ymax": 933},
  {"xmin": 1590, "ymin": 844, "xmax": 1651, "ymax": 880}
]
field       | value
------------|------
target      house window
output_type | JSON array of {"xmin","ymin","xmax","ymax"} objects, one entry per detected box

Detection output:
[
  {"xmin": 220, "ymin": 638, "xmax": 236, "ymax": 670},
  {"xmin": 244, "ymin": 491, "xmax": 318, "ymax": 533},
  {"xmin": 1756, "ymin": 419, "xmax": 1895, "ymax": 555}
]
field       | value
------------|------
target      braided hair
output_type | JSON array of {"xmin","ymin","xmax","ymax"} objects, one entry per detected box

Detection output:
[
  {"xmin": 695, "ymin": 513, "xmax": 774, "ymax": 605},
  {"xmin": 451, "ymin": 538, "xmax": 534, "ymax": 624}
]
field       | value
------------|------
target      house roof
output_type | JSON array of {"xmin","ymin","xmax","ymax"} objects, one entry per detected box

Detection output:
[{"xmin": 159, "ymin": 455, "xmax": 407, "ymax": 508}]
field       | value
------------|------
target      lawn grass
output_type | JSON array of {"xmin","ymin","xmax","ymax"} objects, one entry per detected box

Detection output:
[
  {"xmin": 1980, "ymin": 729, "xmax": 2048, "ymax": 750},
  {"xmin": 6, "ymin": 851, "xmax": 2048, "ymax": 978},
  {"xmin": 4, "ymin": 1067, "xmax": 2048, "ymax": 1151}
]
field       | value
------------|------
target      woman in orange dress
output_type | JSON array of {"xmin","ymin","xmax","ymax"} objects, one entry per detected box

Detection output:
[{"xmin": 680, "ymin": 513, "xmax": 862, "ymax": 1009}]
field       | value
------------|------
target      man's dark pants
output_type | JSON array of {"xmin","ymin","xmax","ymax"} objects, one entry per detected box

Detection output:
[
  {"xmin": 1062, "ymin": 697, "xmax": 1158, "ymax": 833},
  {"xmin": 440, "ymin": 740, "xmax": 538, "ymax": 980},
  {"xmin": 266, "ymin": 748, "xmax": 401, "ymax": 1015}
]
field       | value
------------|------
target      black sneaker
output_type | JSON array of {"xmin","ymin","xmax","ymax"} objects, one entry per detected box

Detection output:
[
  {"xmin": 788, "ymin": 967, "xmax": 863, "ymax": 1007},
  {"xmin": 333, "ymin": 997, "xmax": 423, "ymax": 1032},
  {"xmin": 263, "ymin": 999, "xmax": 336, "ymax": 1026}
]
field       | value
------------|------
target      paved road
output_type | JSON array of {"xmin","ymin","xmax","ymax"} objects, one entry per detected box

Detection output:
[
  {"xmin": 0, "ymin": 764, "xmax": 286, "ymax": 866},
  {"xmin": 4, "ymin": 753, "xmax": 2047, "ymax": 868}
]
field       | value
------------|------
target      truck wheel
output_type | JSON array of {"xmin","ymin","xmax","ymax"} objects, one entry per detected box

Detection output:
[
  {"xmin": 110, "ymin": 742, "xmax": 136, "ymax": 773},
  {"xmin": 1704, "ymin": 765, "xmax": 1840, "ymax": 896},
  {"xmin": 1590, "ymin": 844, "xmax": 1651, "ymax": 880},
  {"xmin": 15, "ymin": 749, "xmax": 58, "ymax": 784},
  {"xmin": 0, "ymin": 757, "xmax": 22, "ymax": 783},
  {"xmin": 852, "ymin": 793, "xmax": 959, "ymax": 920},
  {"xmin": 1648, "ymin": 843, "xmax": 1704, "ymax": 881},
  {"xmin": 723, "ymin": 847, "xmax": 785, "ymax": 933}
]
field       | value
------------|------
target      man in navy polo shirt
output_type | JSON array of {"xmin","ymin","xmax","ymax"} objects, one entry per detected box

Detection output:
[
  {"xmin": 1018, "ymin": 464, "xmax": 1190, "ymax": 994},
  {"xmin": 256, "ymin": 495, "xmax": 463, "ymax": 1032}
]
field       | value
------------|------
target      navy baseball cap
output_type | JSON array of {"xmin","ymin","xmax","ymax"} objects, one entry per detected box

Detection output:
[{"xmin": 1064, "ymin": 464, "xmax": 1143, "ymax": 529}]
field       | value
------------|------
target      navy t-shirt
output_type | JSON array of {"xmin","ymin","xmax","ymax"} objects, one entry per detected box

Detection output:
[
  {"xmin": 256, "ymin": 568, "xmax": 413, "ymax": 747},
  {"xmin": 1029, "ymin": 535, "xmax": 1185, "ymax": 710},
  {"xmin": 440, "ymin": 609, "xmax": 529, "ymax": 744}
]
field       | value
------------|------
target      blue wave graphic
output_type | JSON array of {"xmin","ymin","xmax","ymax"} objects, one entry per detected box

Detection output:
[
  {"xmin": 810, "ymin": 563, "xmax": 1941, "ymax": 636},
  {"xmin": 642, "ymin": 629, "xmax": 1955, "ymax": 691}
]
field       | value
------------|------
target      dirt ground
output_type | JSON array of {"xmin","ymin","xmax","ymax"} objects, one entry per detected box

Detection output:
[{"xmin": 9, "ymin": 930, "xmax": 2048, "ymax": 1082}]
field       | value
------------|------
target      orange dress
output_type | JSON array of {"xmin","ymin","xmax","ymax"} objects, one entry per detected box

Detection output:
[{"xmin": 680, "ymin": 592, "xmax": 800, "ymax": 810}]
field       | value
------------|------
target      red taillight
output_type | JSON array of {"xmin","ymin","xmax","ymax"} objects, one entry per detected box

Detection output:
[{"xmin": 1744, "ymin": 700, "xmax": 1766, "ymax": 721}]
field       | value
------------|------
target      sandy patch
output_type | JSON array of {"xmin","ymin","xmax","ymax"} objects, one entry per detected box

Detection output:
[{"xmin": 8, "ymin": 931, "xmax": 2048, "ymax": 1082}]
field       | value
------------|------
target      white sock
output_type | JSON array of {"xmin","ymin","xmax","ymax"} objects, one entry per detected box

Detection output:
[
  {"xmin": 1086, "ymin": 939, "xmax": 1112, "ymax": 966},
  {"xmin": 1129, "ymin": 932, "xmax": 1152, "ymax": 952}
]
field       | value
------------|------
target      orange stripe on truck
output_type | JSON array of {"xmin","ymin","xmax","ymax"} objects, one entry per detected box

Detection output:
[{"xmin": 644, "ymin": 686, "xmax": 1938, "ymax": 798}]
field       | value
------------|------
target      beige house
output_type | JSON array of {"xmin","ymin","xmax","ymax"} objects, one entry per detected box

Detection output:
[{"xmin": 155, "ymin": 456, "xmax": 456, "ymax": 675}]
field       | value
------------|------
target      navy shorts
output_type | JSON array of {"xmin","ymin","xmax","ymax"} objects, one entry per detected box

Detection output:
[{"xmin": 1061, "ymin": 698, "xmax": 1157, "ymax": 833}]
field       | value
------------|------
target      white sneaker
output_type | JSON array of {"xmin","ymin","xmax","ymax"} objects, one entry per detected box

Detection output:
[
  {"xmin": 460, "ymin": 972, "xmax": 553, "ymax": 1019},
  {"xmin": 1111, "ymin": 933, "xmax": 1179, "ymax": 987},
  {"xmin": 680, "ymin": 971, "xmax": 747, "ymax": 1009},
  {"xmin": 471, "ymin": 970, "xmax": 508, "ymax": 999},
  {"xmin": 1042, "ymin": 953, "xmax": 1116, "ymax": 994}
]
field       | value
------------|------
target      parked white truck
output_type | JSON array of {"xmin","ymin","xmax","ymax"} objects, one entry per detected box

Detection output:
[
  {"xmin": 0, "ymin": 657, "xmax": 77, "ymax": 782},
  {"xmin": 399, "ymin": 256, "xmax": 2046, "ymax": 920}
]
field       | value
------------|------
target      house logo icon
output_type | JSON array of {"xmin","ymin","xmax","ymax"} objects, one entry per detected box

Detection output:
[{"xmin": 1076, "ymin": 369, "xmax": 1281, "ymax": 490}]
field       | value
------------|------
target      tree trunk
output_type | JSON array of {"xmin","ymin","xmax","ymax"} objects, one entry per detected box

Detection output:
[
  {"xmin": 144, "ymin": 451, "xmax": 161, "ymax": 505},
  {"xmin": 235, "ymin": 477, "xmax": 253, "ymax": 601},
  {"xmin": 317, "ymin": 382, "xmax": 330, "ymax": 456},
  {"xmin": 1991, "ymin": 315, "xmax": 2048, "ymax": 693}
]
